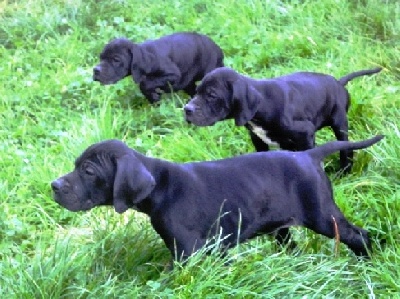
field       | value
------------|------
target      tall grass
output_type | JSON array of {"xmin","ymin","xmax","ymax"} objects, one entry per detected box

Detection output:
[{"xmin": 1, "ymin": 0, "xmax": 399, "ymax": 297}]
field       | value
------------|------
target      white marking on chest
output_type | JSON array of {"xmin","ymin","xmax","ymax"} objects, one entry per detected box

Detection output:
[{"xmin": 247, "ymin": 121, "xmax": 280, "ymax": 148}]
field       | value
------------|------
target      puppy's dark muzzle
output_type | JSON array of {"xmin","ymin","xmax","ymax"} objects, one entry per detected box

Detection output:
[
  {"xmin": 51, "ymin": 178, "xmax": 70, "ymax": 196},
  {"xmin": 92, "ymin": 66, "xmax": 101, "ymax": 81},
  {"xmin": 51, "ymin": 179, "xmax": 62, "ymax": 193},
  {"xmin": 184, "ymin": 103, "xmax": 196, "ymax": 117},
  {"xmin": 184, "ymin": 103, "xmax": 198, "ymax": 124}
]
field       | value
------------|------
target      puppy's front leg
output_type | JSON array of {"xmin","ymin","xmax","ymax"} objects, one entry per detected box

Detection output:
[
  {"xmin": 139, "ymin": 72, "xmax": 181, "ymax": 103},
  {"xmin": 139, "ymin": 79, "xmax": 163, "ymax": 103},
  {"xmin": 282, "ymin": 119, "xmax": 316, "ymax": 150},
  {"xmin": 248, "ymin": 130, "xmax": 270, "ymax": 152},
  {"xmin": 156, "ymin": 60, "xmax": 182, "ymax": 89},
  {"xmin": 153, "ymin": 219, "xmax": 206, "ymax": 264}
]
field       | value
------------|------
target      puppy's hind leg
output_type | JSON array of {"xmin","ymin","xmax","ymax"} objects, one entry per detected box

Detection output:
[
  {"xmin": 331, "ymin": 108, "xmax": 352, "ymax": 173},
  {"xmin": 308, "ymin": 204, "xmax": 371, "ymax": 258}
]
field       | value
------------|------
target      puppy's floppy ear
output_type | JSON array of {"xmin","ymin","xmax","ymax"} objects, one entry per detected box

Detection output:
[
  {"xmin": 231, "ymin": 79, "xmax": 262, "ymax": 126},
  {"xmin": 129, "ymin": 45, "xmax": 156, "ymax": 84},
  {"xmin": 113, "ymin": 154, "xmax": 155, "ymax": 214},
  {"xmin": 131, "ymin": 70, "xmax": 142, "ymax": 84}
]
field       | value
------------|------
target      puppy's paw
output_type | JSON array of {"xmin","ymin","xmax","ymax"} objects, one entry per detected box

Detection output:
[
  {"xmin": 146, "ymin": 88, "xmax": 163, "ymax": 104},
  {"xmin": 149, "ymin": 91, "xmax": 162, "ymax": 103}
]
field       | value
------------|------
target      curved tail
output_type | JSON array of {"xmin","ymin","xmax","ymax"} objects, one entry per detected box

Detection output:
[
  {"xmin": 338, "ymin": 67, "xmax": 382, "ymax": 86},
  {"xmin": 307, "ymin": 135, "xmax": 384, "ymax": 162}
]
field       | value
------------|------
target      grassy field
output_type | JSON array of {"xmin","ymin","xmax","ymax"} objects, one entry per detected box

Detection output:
[{"xmin": 1, "ymin": 0, "xmax": 399, "ymax": 297}]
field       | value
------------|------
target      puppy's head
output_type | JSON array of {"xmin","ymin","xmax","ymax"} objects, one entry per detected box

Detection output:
[
  {"xmin": 51, "ymin": 140, "xmax": 155, "ymax": 214},
  {"xmin": 184, "ymin": 67, "xmax": 262, "ymax": 126},
  {"xmin": 93, "ymin": 38, "xmax": 139, "ymax": 85}
]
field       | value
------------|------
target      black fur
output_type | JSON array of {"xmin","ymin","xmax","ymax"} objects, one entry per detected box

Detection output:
[
  {"xmin": 93, "ymin": 32, "xmax": 224, "ymax": 103},
  {"xmin": 184, "ymin": 67, "xmax": 382, "ymax": 173},
  {"xmin": 52, "ymin": 135, "xmax": 383, "ymax": 261}
]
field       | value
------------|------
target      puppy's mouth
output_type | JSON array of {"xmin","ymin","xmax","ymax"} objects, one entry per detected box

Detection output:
[
  {"xmin": 54, "ymin": 195, "xmax": 95, "ymax": 212},
  {"xmin": 93, "ymin": 77, "xmax": 117, "ymax": 85},
  {"xmin": 184, "ymin": 116, "xmax": 216, "ymax": 127},
  {"xmin": 92, "ymin": 73, "xmax": 119, "ymax": 85}
]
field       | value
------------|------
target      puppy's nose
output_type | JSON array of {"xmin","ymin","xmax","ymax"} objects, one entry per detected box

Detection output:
[
  {"xmin": 51, "ymin": 179, "xmax": 63, "ymax": 192},
  {"xmin": 184, "ymin": 103, "xmax": 195, "ymax": 116},
  {"xmin": 93, "ymin": 66, "xmax": 101, "ymax": 76}
]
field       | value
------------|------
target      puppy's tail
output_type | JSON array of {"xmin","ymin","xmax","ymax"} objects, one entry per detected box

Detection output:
[
  {"xmin": 338, "ymin": 67, "xmax": 382, "ymax": 86},
  {"xmin": 307, "ymin": 135, "xmax": 384, "ymax": 162}
]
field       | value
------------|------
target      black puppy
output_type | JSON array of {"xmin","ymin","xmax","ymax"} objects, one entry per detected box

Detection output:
[
  {"xmin": 51, "ymin": 135, "xmax": 383, "ymax": 262},
  {"xmin": 93, "ymin": 32, "xmax": 224, "ymax": 103},
  {"xmin": 184, "ymin": 67, "xmax": 382, "ymax": 173}
]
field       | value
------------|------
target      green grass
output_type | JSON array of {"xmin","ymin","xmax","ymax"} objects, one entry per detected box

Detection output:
[{"xmin": 1, "ymin": 0, "xmax": 399, "ymax": 297}]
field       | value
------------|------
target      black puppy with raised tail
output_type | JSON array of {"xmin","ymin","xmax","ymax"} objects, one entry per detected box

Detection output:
[
  {"xmin": 184, "ymin": 67, "xmax": 382, "ymax": 173},
  {"xmin": 93, "ymin": 32, "xmax": 224, "ymax": 103},
  {"xmin": 52, "ymin": 135, "xmax": 383, "ymax": 262}
]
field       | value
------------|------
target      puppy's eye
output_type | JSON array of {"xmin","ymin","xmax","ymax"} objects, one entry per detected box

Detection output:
[
  {"xmin": 205, "ymin": 90, "xmax": 218, "ymax": 99},
  {"xmin": 112, "ymin": 57, "xmax": 120, "ymax": 63},
  {"xmin": 84, "ymin": 167, "xmax": 95, "ymax": 176},
  {"xmin": 206, "ymin": 93, "xmax": 218, "ymax": 102}
]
